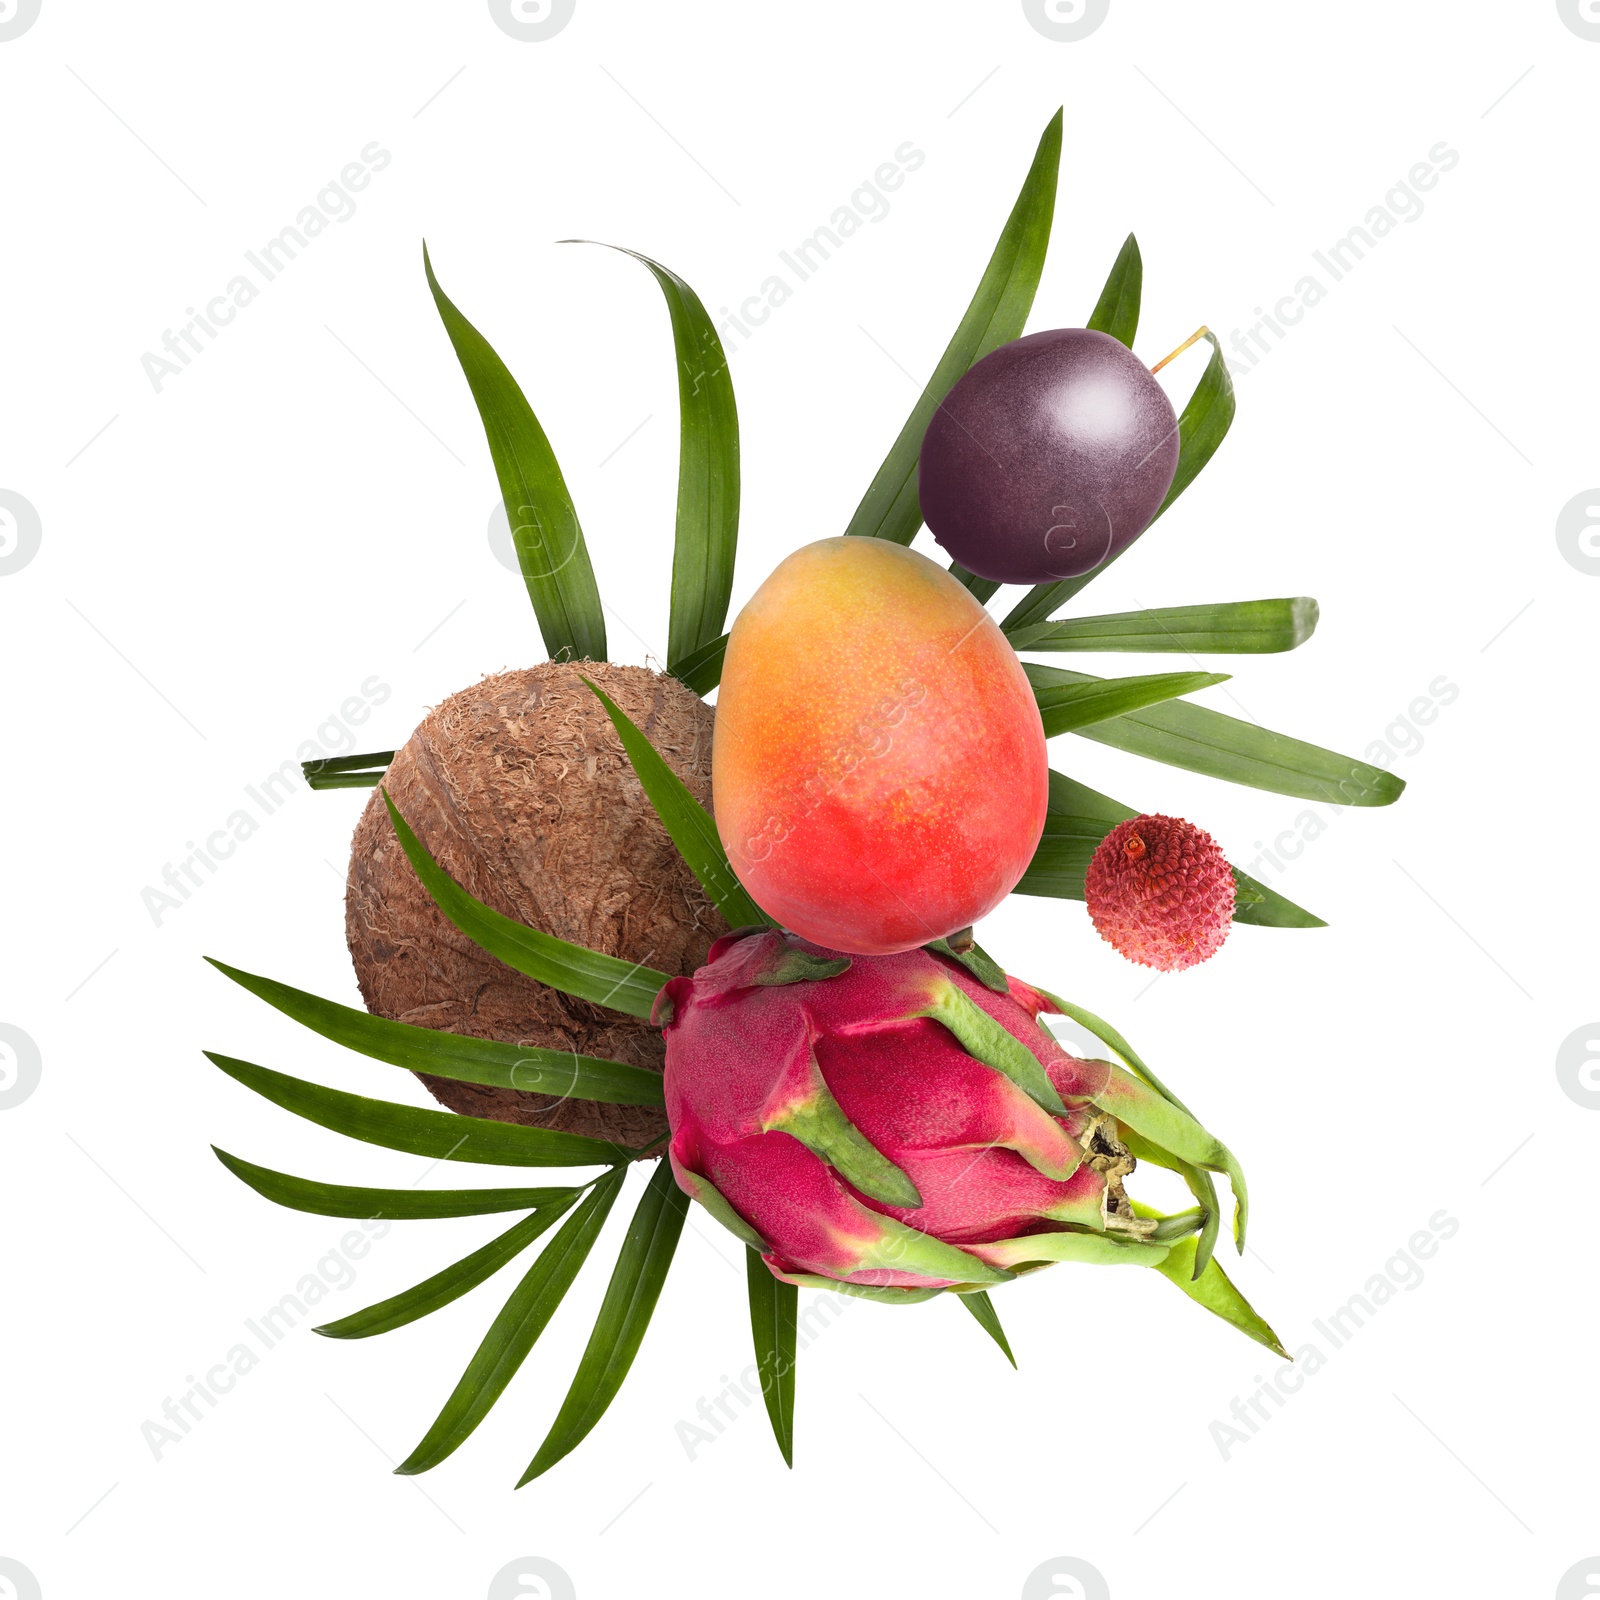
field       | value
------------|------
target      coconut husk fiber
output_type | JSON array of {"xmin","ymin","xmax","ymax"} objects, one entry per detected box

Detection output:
[{"xmin": 345, "ymin": 662, "xmax": 724, "ymax": 1148}]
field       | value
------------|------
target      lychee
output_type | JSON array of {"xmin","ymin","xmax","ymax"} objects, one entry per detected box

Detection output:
[{"xmin": 1084, "ymin": 813, "xmax": 1234, "ymax": 971}]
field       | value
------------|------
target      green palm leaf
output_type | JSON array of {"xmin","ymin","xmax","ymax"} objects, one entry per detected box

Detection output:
[
  {"xmin": 381, "ymin": 790, "xmax": 669, "ymax": 1017},
  {"xmin": 396, "ymin": 1169, "xmax": 626, "ymax": 1474},
  {"xmin": 1156, "ymin": 329, "xmax": 1236, "ymax": 518},
  {"xmin": 573, "ymin": 244, "xmax": 739, "ymax": 669},
  {"xmin": 948, "ymin": 562, "xmax": 1001, "ymax": 604},
  {"xmin": 667, "ymin": 630, "xmax": 728, "ymax": 696},
  {"xmin": 518, "ymin": 1158, "xmax": 688, "ymax": 1484},
  {"xmin": 317, "ymin": 1198, "xmax": 581, "ymax": 1340},
  {"xmin": 205, "ymin": 1053, "xmax": 631, "ymax": 1167},
  {"xmin": 1087, "ymin": 232, "xmax": 1142, "ymax": 348},
  {"xmin": 302, "ymin": 750, "xmax": 394, "ymax": 790},
  {"xmin": 424, "ymin": 244, "xmax": 606, "ymax": 662},
  {"xmin": 1026, "ymin": 666, "xmax": 1403, "ymax": 805},
  {"xmin": 1008, "ymin": 598, "xmax": 1319, "ymax": 655},
  {"xmin": 206, "ymin": 958, "xmax": 664, "ymax": 1107},
  {"xmin": 846, "ymin": 108, "xmax": 1062, "ymax": 547},
  {"xmin": 747, "ymin": 1247, "xmax": 797, "ymax": 1466},
  {"xmin": 213, "ymin": 1147, "xmax": 578, "ymax": 1219},
  {"xmin": 957, "ymin": 1289, "xmax": 1016, "ymax": 1368},
  {"xmin": 1028, "ymin": 666, "xmax": 1228, "ymax": 738},
  {"xmin": 582, "ymin": 679, "xmax": 770, "ymax": 929}
]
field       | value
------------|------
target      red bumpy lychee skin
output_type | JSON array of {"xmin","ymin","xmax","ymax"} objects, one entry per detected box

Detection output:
[{"xmin": 1084, "ymin": 814, "xmax": 1235, "ymax": 971}]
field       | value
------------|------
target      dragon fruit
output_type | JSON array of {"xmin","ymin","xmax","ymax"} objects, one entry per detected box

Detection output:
[{"xmin": 656, "ymin": 927, "xmax": 1275, "ymax": 1346}]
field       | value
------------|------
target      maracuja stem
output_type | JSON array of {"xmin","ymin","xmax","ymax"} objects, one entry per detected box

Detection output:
[{"xmin": 1151, "ymin": 325, "xmax": 1211, "ymax": 375}]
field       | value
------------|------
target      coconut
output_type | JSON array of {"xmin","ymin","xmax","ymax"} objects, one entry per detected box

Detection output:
[{"xmin": 345, "ymin": 662, "xmax": 724, "ymax": 1148}]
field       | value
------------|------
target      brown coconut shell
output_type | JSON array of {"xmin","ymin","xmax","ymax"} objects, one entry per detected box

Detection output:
[{"xmin": 345, "ymin": 662, "xmax": 725, "ymax": 1148}]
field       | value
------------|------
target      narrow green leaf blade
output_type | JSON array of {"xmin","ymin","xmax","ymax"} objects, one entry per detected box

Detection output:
[
  {"xmin": 1025, "ymin": 663, "xmax": 1228, "ymax": 737},
  {"xmin": 1021, "ymin": 767, "xmax": 1136, "ymax": 900},
  {"xmin": 1012, "ymin": 810, "xmax": 1115, "ymax": 896},
  {"xmin": 206, "ymin": 958, "xmax": 664, "ymax": 1107},
  {"xmin": 1008, "ymin": 598, "xmax": 1320, "ymax": 655},
  {"xmin": 1003, "ymin": 330, "xmax": 1237, "ymax": 632},
  {"xmin": 1026, "ymin": 667, "xmax": 1404, "ymax": 805},
  {"xmin": 746, "ymin": 1246, "xmax": 797, "ymax": 1466},
  {"xmin": 1012, "ymin": 770, "xmax": 1326, "ymax": 929},
  {"xmin": 582, "ymin": 680, "xmax": 770, "ymax": 929},
  {"xmin": 1156, "ymin": 328, "xmax": 1236, "ymax": 518},
  {"xmin": 1045, "ymin": 767, "xmax": 1131, "ymax": 825},
  {"xmin": 303, "ymin": 770, "xmax": 386, "ymax": 791},
  {"xmin": 667, "ymin": 630, "xmax": 727, "ymax": 696},
  {"xmin": 575, "ymin": 245, "xmax": 739, "ymax": 669},
  {"xmin": 844, "ymin": 109, "xmax": 1062, "ymax": 547},
  {"xmin": 317, "ymin": 1197, "xmax": 580, "ymax": 1340},
  {"xmin": 1086, "ymin": 232, "xmax": 1142, "ymax": 348},
  {"xmin": 957, "ymin": 1289, "xmax": 1016, "ymax": 1368},
  {"xmin": 302, "ymin": 750, "xmax": 396, "ymax": 778},
  {"xmin": 213, "ymin": 1147, "xmax": 578, "ymax": 1220},
  {"xmin": 424, "ymin": 245, "xmax": 606, "ymax": 662},
  {"xmin": 381, "ymin": 790, "xmax": 669, "ymax": 1017},
  {"xmin": 949, "ymin": 562, "xmax": 1001, "ymax": 604},
  {"xmin": 518, "ymin": 1158, "xmax": 689, "ymax": 1484},
  {"xmin": 303, "ymin": 750, "xmax": 394, "ymax": 791},
  {"xmin": 205, "ymin": 1052, "xmax": 631, "ymax": 1167},
  {"xmin": 396, "ymin": 1168, "xmax": 626, "ymax": 1474},
  {"xmin": 1230, "ymin": 871, "xmax": 1327, "ymax": 929}
]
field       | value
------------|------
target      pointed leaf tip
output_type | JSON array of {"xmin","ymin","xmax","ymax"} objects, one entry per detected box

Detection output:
[
  {"xmin": 1025, "ymin": 665, "xmax": 1229, "ymax": 739},
  {"xmin": 1086, "ymin": 232, "xmax": 1143, "ymax": 350},
  {"xmin": 315, "ymin": 1200, "xmax": 579, "ymax": 1341},
  {"xmin": 958, "ymin": 1289, "xmax": 1018, "ymax": 1368},
  {"xmin": 517, "ymin": 1161, "xmax": 689, "ymax": 1484},
  {"xmin": 395, "ymin": 1170, "xmax": 625, "ymax": 1475},
  {"xmin": 209, "ymin": 954, "xmax": 665, "ymax": 1106},
  {"xmin": 423, "ymin": 246, "xmax": 607, "ymax": 663},
  {"xmin": 844, "ymin": 105, "xmax": 1061, "ymax": 547},
  {"xmin": 1020, "ymin": 668, "xmax": 1402, "ymax": 807},
  {"xmin": 205, "ymin": 1051, "xmax": 627, "ymax": 1169},
  {"xmin": 747, "ymin": 1248, "xmax": 797, "ymax": 1466}
]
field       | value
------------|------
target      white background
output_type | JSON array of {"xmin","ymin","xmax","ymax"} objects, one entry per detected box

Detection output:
[{"xmin": 2, "ymin": 3, "xmax": 1597, "ymax": 1597}]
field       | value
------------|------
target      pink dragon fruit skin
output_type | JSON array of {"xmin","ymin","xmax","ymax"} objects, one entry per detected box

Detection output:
[{"xmin": 655, "ymin": 928, "xmax": 1252, "ymax": 1303}]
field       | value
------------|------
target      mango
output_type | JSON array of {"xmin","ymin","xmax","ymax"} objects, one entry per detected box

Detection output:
[{"xmin": 713, "ymin": 537, "xmax": 1048, "ymax": 954}]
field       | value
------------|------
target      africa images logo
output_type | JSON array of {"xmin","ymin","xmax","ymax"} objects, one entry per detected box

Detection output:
[
  {"xmin": 1023, "ymin": 0, "xmax": 1108, "ymax": 42},
  {"xmin": 489, "ymin": 0, "xmax": 575, "ymax": 42},
  {"xmin": 0, "ymin": 0, "xmax": 42, "ymax": 42},
  {"xmin": 0, "ymin": 490, "xmax": 42, "ymax": 576},
  {"xmin": 1557, "ymin": 0, "xmax": 1600, "ymax": 42},
  {"xmin": 1556, "ymin": 489, "xmax": 1600, "ymax": 575}
]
